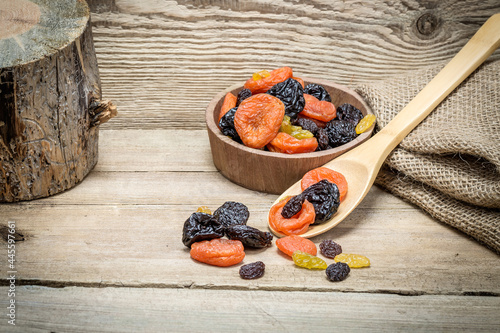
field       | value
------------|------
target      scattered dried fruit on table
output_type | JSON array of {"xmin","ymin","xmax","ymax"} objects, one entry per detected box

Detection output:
[
  {"xmin": 182, "ymin": 212, "xmax": 225, "ymax": 248},
  {"xmin": 319, "ymin": 239, "xmax": 343, "ymax": 259},
  {"xmin": 326, "ymin": 262, "xmax": 350, "ymax": 281},
  {"xmin": 218, "ymin": 92, "xmax": 237, "ymax": 123},
  {"xmin": 355, "ymin": 114, "xmax": 377, "ymax": 134},
  {"xmin": 276, "ymin": 235, "xmax": 317, "ymax": 257},
  {"xmin": 267, "ymin": 78, "xmax": 305, "ymax": 119},
  {"xmin": 301, "ymin": 167, "xmax": 348, "ymax": 202},
  {"xmin": 334, "ymin": 253, "xmax": 370, "ymax": 268},
  {"xmin": 292, "ymin": 250, "xmax": 327, "ymax": 270},
  {"xmin": 269, "ymin": 197, "xmax": 315, "ymax": 235},
  {"xmin": 239, "ymin": 261, "xmax": 266, "ymax": 279},
  {"xmin": 324, "ymin": 119, "xmax": 358, "ymax": 148},
  {"xmin": 336, "ymin": 103, "xmax": 363, "ymax": 126},
  {"xmin": 213, "ymin": 201, "xmax": 250, "ymax": 228},
  {"xmin": 300, "ymin": 94, "xmax": 337, "ymax": 122},
  {"xmin": 304, "ymin": 83, "xmax": 332, "ymax": 102},
  {"xmin": 244, "ymin": 66, "xmax": 293, "ymax": 94},
  {"xmin": 267, "ymin": 132, "xmax": 318, "ymax": 154},
  {"xmin": 225, "ymin": 224, "xmax": 273, "ymax": 248},
  {"xmin": 190, "ymin": 238, "xmax": 245, "ymax": 267}
]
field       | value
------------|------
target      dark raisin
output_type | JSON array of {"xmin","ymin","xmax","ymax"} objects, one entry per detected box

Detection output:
[
  {"xmin": 315, "ymin": 128, "xmax": 330, "ymax": 151},
  {"xmin": 337, "ymin": 103, "xmax": 363, "ymax": 126},
  {"xmin": 304, "ymin": 83, "xmax": 332, "ymax": 102},
  {"xmin": 319, "ymin": 239, "xmax": 342, "ymax": 258},
  {"xmin": 213, "ymin": 201, "xmax": 249, "ymax": 228},
  {"xmin": 225, "ymin": 224, "xmax": 273, "ymax": 248},
  {"xmin": 292, "ymin": 117, "xmax": 319, "ymax": 135},
  {"xmin": 182, "ymin": 212, "xmax": 224, "ymax": 248},
  {"xmin": 324, "ymin": 120, "xmax": 357, "ymax": 148},
  {"xmin": 326, "ymin": 262, "xmax": 350, "ymax": 281},
  {"xmin": 301, "ymin": 179, "xmax": 340, "ymax": 224},
  {"xmin": 281, "ymin": 194, "xmax": 306, "ymax": 219},
  {"xmin": 218, "ymin": 107, "xmax": 241, "ymax": 142},
  {"xmin": 267, "ymin": 78, "xmax": 305, "ymax": 119},
  {"xmin": 236, "ymin": 88, "xmax": 252, "ymax": 106},
  {"xmin": 239, "ymin": 261, "xmax": 265, "ymax": 279}
]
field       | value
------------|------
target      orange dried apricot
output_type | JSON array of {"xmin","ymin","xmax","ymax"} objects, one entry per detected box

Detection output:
[
  {"xmin": 300, "ymin": 94, "xmax": 337, "ymax": 122},
  {"xmin": 293, "ymin": 77, "xmax": 305, "ymax": 88},
  {"xmin": 301, "ymin": 167, "xmax": 348, "ymax": 201},
  {"xmin": 276, "ymin": 235, "xmax": 317, "ymax": 257},
  {"xmin": 244, "ymin": 66, "xmax": 293, "ymax": 94},
  {"xmin": 269, "ymin": 197, "xmax": 315, "ymax": 235},
  {"xmin": 267, "ymin": 132, "xmax": 318, "ymax": 154},
  {"xmin": 234, "ymin": 94, "xmax": 285, "ymax": 149},
  {"xmin": 190, "ymin": 238, "xmax": 245, "ymax": 267},
  {"xmin": 218, "ymin": 92, "xmax": 237, "ymax": 123}
]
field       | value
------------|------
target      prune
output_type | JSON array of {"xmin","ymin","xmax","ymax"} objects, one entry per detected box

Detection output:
[
  {"xmin": 190, "ymin": 238, "xmax": 245, "ymax": 267},
  {"xmin": 304, "ymin": 83, "xmax": 332, "ymax": 102},
  {"xmin": 355, "ymin": 114, "xmax": 376, "ymax": 134},
  {"xmin": 292, "ymin": 250, "xmax": 327, "ymax": 270},
  {"xmin": 336, "ymin": 103, "xmax": 363, "ymax": 126},
  {"xmin": 315, "ymin": 128, "xmax": 330, "ymax": 151},
  {"xmin": 236, "ymin": 88, "xmax": 252, "ymax": 106},
  {"xmin": 326, "ymin": 262, "xmax": 350, "ymax": 281},
  {"xmin": 267, "ymin": 78, "xmax": 305, "ymax": 119},
  {"xmin": 334, "ymin": 253, "xmax": 370, "ymax": 268},
  {"xmin": 281, "ymin": 194, "xmax": 305, "ymax": 219},
  {"xmin": 280, "ymin": 115, "xmax": 314, "ymax": 140},
  {"xmin": 239, "ymin": 261, "xmax": 265, "ymax": 279},
  {"xmin": 324, "ymin": 120, "xmax": 357, "ymax": 148},
  {"xmin": 225, "ymin": 224, "xmax": 273, "ymax": 248},
  {"xmin": 213, "ymin": 201, "xmax": 250, "ymax": 228},
  {"xmin": 319, "ymin": 239, "xmax": 342, "ymax": 258},
  {"xmin": 301, "ymin": 179, "xmax": 340, "ymax": 224},
  {"xmin": 292, "ymin": 117, "xmax": 319, "ymax": 135},
  {"xmin": 219, "ymin": 107, "xmax": 241, "ymax": 142},
  {"xmin": 182, "ymin": 212, "xmax": 224, "ymax": 248}
]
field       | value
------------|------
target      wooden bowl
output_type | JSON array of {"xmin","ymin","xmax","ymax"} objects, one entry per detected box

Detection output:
[{"xmin": 205, "ymin": 78, "xmax": 374, "ymax": 194}]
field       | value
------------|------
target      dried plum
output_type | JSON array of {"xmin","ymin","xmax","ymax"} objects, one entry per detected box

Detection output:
[
  {"xmin": 182, "ymin": 212, "xmax": 224, "ymax": 248},
  {"xmin": 324, "ymin": 120, "xmax": 357, "ymax": 148},
  {"xmin": 315, "ymin": 128, "xmax": 330, "ymax": 151},
  {"xmin": 326, "ymin": 262, "xmax": 350, "ymax": 281},
  {"xmin": 267, "ymin": 78, "xmax": 305, "ymax": 119},
  {"xmin": 337, "ymin": 103, "xmax": 363, "ymax": 126},
  {"xmin": 218, "ymin": 107, "xmax": 241, "ymax": 142},
  {"xmin": 236, "ymin": 88, "xmax": 252, "ymax": 106},
  {"xmin": 301, "ymin": 179, "xmax": 340, "ymax": 224},
  {"xmin": 213, "ymin": 201, "xmax": 249, "ymax": 228},
  {"xmin": 319, "ymin": 239, "xmax": 342, "ymax": 258},
  {"xmin": 304, "ymin": 83, "xmax": 332, "ymax": 102},
  {"xmin": 225, "ymin": 224, "xmax": 273, "ymax": 248},
  {"xmin": 239, "ymin": 261, "xmax": 265, "ymax": 279},
  {"xmin": 292, "ymin": 117, "xmax": 319, "ymax": 135},
  {"xmin": 281, "ymin": 194, "xmax": 306, "ymax": 219}
]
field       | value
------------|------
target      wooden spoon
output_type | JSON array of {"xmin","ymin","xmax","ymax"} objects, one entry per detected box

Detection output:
[{"xmin": 269, "ymin": 13, "xmax": 500, "ymax": 238}]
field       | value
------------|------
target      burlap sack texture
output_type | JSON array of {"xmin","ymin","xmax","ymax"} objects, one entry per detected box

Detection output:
[{"xmin": 356, "ymin": 59, "xmax": 500, "ymax": 254}]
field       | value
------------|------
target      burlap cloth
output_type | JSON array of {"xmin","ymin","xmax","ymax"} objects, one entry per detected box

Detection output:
[{"xmin": 355, "ymin": 59, "xmax": 500, "ymax": 254}]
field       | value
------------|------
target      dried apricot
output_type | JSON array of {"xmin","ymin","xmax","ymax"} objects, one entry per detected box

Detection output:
[
  {"xmin": 243, "ymin": 66, "xmax": 293, "ymax": 94},
  {"xmin": 234, "ymin": 94, "xmax": 285, "ymax": 149},
  {"xmin": 276, "ymin": 235, "xmax": 317, "ymax": 257},
  {"xmin": 269, "ymin": 197, "xmax": 315, "ymax": 235},
  {"xmin": 190, "ymin": 238, "xmax": 245, "ymax": 267},
  {"xmin": 293, "ymin": 77, "xmax": 305, "ymax": 88},
  {"xmin": 300, "ymin": 94, "xmax": 337, "ymax": 122},
  {"xmin": 301, "ymin": 167, "xmax": 348, "ymax": 201},
  {"xmin": 267, "ymin": 132, "xmax": 318, "ymax": 154},
  {"xmin": 218, "ymin": 92, "xmax": 237, "ymax": 123}
]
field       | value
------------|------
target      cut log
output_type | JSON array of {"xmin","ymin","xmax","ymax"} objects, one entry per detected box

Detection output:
[{"xmin": 0, "ymin": 0, "xmax": 116, "ymax": 202}]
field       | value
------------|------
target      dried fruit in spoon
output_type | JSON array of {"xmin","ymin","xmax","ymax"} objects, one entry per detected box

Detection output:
[
  {"xmin": 269, "ymin": 197, "xmax": 315, "ymax": 235},
  {"xmin": 300, "ymin": 94, "xmax": 337, "ymax": 122},
  {"xmin": 301, "ymin": 167, "xmax": 348, "ymax": 202},
  {"xmin": 267, "ymin": 132, "xmax": 318, "ymax": 154},
  {"xmin": 276, "ymin": 235, "xmax": 317, "ymax": 257},
  {"xmin": 244, "ymin": 66, "xmax": 293, "ymax": 94},
  {"xmin": 190, "ymin": 238, "xmax": 245, "ymax": 267},
  {"xmin": 292, "ymin": 250, "xmax": 327, "ymax": 270}
]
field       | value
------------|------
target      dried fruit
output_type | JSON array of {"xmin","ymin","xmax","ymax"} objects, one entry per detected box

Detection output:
[
  {"xmin": 324, "ymin": 120, "xmax": 357, "ymax": 148},
  {"xmin": 182, "ymin": 212, "xmax": 224, "ymax": 248},
  {"xmin": 292, "ymin": 117, "xmax": 320, "ymax": 135},
  {"xmin": 315, "ymin": 128, "xmax": 330, "ymax": 151},
  {"xmin": 219, "ymin": 107, "xmax": 241, "ymax": 142},
  {"xmin": 355, "ymin": 114, "xmax": 376, "ymax": 134},
  {"xmin": 301, "ymin": 167, "xmax": 348, "ymax": 202},
  {"xmin": 196, "ymin": 206, "xmax": 211, "ymax": 214},
  {"xmin": 225, "ymin": 224, "xmax": 273, "ymax": 248},
  {"xmin": 300, "ymin": 94, "xmax": 337, "ymax": 122},
  {"xmin": 252, "ymin": 70, "xmax": 271, "ymax": 81},
  {"xmin": 304, "ymin": 83, "xmax": 332, "ymax": 102},
  {"xmin": 234, "ymin": 94, "xmax": 285, "ymax": 149},
  {"xmin": 334, "ymin": 253, "xmax": 370, "ymax": 268},
  {"xmin": 292, "ymin": 250, "xmax": 327, "ymax": 270},
  {"xmin": 269, "ymin": 197, "xmax": 315, "ymax": 235},
  {"xmin": 218, "ymin": 92, "xmax": 237, "ymax": 123},
  {"xmin": 213, "ymin": 201, "xmax": 249, "ymax": 228},
  {"xmin": 244, "ymin": 67, "xmax": 293, "ymax": 94},
  {"xmin": 236, "ymin": 88, "xmax": 252, "ymax": 106},
  {"xmin": 336, "ymin": 103, "xmax": 363, "ymax": 126},
  {"xmin": 267, "ymin": 78, "xmax": 305, "ymax": 119},
  {"xmin": 267, "ymin": 132, "xmax": 318, "ymax": 154},
  {"xmin": 239, "ymin": 261, "xmax": 265, "ymax": 279},
  {"xmin": 319, "ymin": 239, "xmax": 342, "ymax": 259},
  {"xmin": 190, "ymin": 238, "xmax": 245, "ymax": 267},
  {"xmin": 276, "ymin": 235, "xmax": 317, "ymax": 257},
  {"xmin": 293, "ymin": 77, "xmax": 305, "ymax": 88},
  {"xmin": 279, "ymin": 115, "xmax": 314, "ymax": 140},
  {"xmin": 326, "ymin": 262, "xmax": 350, "ymax": 281}
]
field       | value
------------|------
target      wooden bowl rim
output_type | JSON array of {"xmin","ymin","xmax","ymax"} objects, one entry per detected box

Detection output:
[{"xmin": 205, "ymin": 77, "xmax": 374, "ymax": 161}]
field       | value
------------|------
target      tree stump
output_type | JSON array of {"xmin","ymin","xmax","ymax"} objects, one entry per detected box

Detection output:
[{"xmin": 0, "ymin": 0, "xmax": 116, "ymax": 202}]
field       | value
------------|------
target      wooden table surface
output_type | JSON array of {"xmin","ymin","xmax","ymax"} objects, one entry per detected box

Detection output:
[{"xmin": 1, "ymin": 1, "xmax": 499, "ymax": 331}]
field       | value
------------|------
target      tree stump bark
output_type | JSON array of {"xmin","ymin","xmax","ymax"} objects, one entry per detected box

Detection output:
[{"xmin": 0, "ymin": 0, "xmax": 116, "ymax": 202}]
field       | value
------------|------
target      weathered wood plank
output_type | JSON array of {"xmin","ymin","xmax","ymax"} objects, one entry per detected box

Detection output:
[{"xmin": 1, "ymin": 286, "xmax": 499, "ymax": 332}]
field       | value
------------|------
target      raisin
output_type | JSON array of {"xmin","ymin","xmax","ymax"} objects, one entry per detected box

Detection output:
[
  {"xmin": 252, "ymin": 70, "xmax": 271, "ymax": 81},
  {"xmin": 334, "ymin": 253, "xmax": 371, "ymax": 268},
  {"xmin": 319, "ymin": 239, "xmax": 343, "ymax": 258},
  {"xmin": 190, "ymin": 238, "xmax": 245, "ymax": 267},
  {"xmin": 336, "ymin": 103, "xmax": 363, "ymax": 126},
  {"xmin": 279, "ymin": 115, "xmax": 314, "ymax": 139},
  {"xmin": 315, "ymin": 128, "xmax": 330, "ymax": 151},
  {"xmin": 292, "ymin": 250, "xmax": 327, "ymax": 270},
  {"xmin": 213, "ymin": 201, "xmax": 249, "ymax": 228},
  {"xmin": 236, "ymin": 88, "xmax": 252, "ymax": 106},
  {"xmin": 182, "ymin": 212, "xmax": 224, "ymax": 248},
  {"xmin": 244, "ymin": 67, "xmax": 293, "ymax": 94},
  {"xmin": 219, "ymin": 107, "xmax": 241, "ymax": 142},
  {"xmin": 196, "ymin": 206, "xmax": 211, "ymax": 214},
  {"xmin": 234, "ymin": 94, "xmax": 285, "ymax": 149},
  {"xmin": 300, "ymin": 94, "xmax": 337, "ymax": 122},
  {"xmin": 218, "ymin": 92, "xmax": 237, "ymax": 123},
  {"xmin": 355, "ymin": 114, "xmax": 376, "ymax": 134},
  {"xmin": 269, "ymin": 197, "xmax": 315, "ymax": 236},
  {"xmin": 267, "ymin": 132, "xmax": 318, "ymax": 154},
  {"xmin": 301, "ymin": 167, "xmax": 348, "ymax": 202},
  {"xmin": 267, "ymin": 78, "xmax": 305, "ymax": 119},
  {"xmin": 304, "ymin": 83, "xmax": 332, "ymax": 102},
  {"xmin": 301, "ymin": 179, "xmax": 340, "ymax": 224},
  {"xmin": 326, "ymin": 262, "xmax": 350, "ymax": 281},
  {"xmin": 276, "ymin": 235, "xmax": 317, "ymax": 257},
  {"xmin": 292, "ymin": 117, "xmax": 319, "ymax": 135},
  {"xmin": 281, "ymin": 194, "xmax": 305, "ymax": 219},
  {"xmin": 324, "ymin": 120, "xmax": 357, "ymax": 148},
  {"xmin": 225, "ymin": 224, "xmax": 273, "ymax": 248},
  {"xmin": 239, "ymin": 261, "xmax": 265, "ymax": 279}
]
